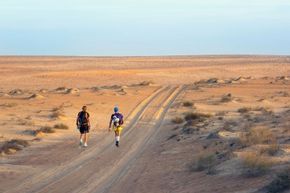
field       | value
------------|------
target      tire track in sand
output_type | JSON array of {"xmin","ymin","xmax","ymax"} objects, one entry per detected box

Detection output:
[{"xmin": 5, "ymin": 87, "xmax": 181, "ymax": 193}]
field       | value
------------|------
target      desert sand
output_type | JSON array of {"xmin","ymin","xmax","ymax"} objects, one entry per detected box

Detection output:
[{"xmin": 0, "ymin": 56, "xmax": 290, "ymax": 193}]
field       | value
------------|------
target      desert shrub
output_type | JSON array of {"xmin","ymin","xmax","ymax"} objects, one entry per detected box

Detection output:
[
  {"xmin": 253, "ymin": 107, "xmax": 274, "ymax": 115},
  {"xmin": 221, "ymin": 93, "xmax": 232, "ymax": 103},
  {"xmin": 54, "ymin": 123, "xmax": 69, "ymax": 130},
  {"xmin": 265, "ymin": 169, "xmax": 290, "ymax": 193},
  {"xmin": 240, "ymin": 152, "xmax": 273, "ymax": 177},
  {"xmin": 37, "ymin": 126, "xmax": 55, "ymax": 134},
  {"xmin": 223, "ymin": 120, "xmax": 239, "ymax": 131},
  {"xmin": 184, "ymin": 112, "xmax": 211, "ymax": 122},
  {"xmin": 27, "ymin": 126, "xmax": 55, "ymax": 136},
  {"xmin": 183, "ymin": 101, "xmax": 194, "ymax": 107},
  {"xmin": 171, "ymin": 117, "xmax": 184, "ymax": 124},
  {"xmin": 239, "ymin": 127, "xmax": 276, "ymax": 147},
  {"xmin": 51, "ymin": 110, "xmax": 65, "ymax": 119},
  {"xmin": 0, "ymin": 139, "xmax": 29, "ymax": 154},
  {"xmin": 238, "ymin": 107, "xmax": 252, "ymax": 113},
  {"xmin": 182, "ymin": 127, "xmax": 199, "ymax": 135},
  {"xmin": 259, "ymin": 144, "xmax": 280, "ymax": 156},
  {"xmin": 191, "ymin": 152, "xmax": 218, "ymax": 174}
]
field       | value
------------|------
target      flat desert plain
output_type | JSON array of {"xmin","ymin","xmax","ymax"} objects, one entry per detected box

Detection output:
[{"xmin": 0, "ymin": 56, "xmax": 290, "ymax": 193}]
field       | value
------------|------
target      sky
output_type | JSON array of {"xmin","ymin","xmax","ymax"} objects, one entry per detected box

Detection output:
[{"xmin": 0, "ymin": 0, "xmax": 290, "ymax": 56}]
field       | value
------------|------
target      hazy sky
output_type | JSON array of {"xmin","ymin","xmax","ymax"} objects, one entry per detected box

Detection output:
[{"xmin": 0, "ymin": 0, "xmax": 289, "ymax": 56}]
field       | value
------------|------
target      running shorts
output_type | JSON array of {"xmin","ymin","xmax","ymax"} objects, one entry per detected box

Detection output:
[{"xmin": 114, "ymin": 126, "xmax": 123, "ymax": 134}]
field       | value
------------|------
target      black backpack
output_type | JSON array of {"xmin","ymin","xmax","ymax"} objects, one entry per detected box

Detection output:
[{"xmin": 78, "ymin": 111, "xmax": 89, "ymax": 126}]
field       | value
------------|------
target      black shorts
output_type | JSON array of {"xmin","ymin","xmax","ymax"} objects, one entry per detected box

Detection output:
[{"xmin": 79, "ymin": 125, "xmax": 89, "ymax": 134}]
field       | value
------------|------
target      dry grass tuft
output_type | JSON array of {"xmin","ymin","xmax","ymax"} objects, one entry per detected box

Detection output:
[
  {"xmin": 238, "ymin": 107, "xmax": 252, "ymax": 113},
  {"xmin": 183, "ymin": 101, "xmax": 194, "ymax": 107},
  {"xmin": 240, "ymin": 152, "xmax": 273, "ymax": 177},
  {"xmin": 184, "ymin": 112, "xmax": 211, "ymax": 122},
  {"xmin": 0, "ymin": 139, "xmax": 30, "ymax": 155},
  {"xmin": 38, "ymin": 126, "xmax": 55, "ymax": 133},
  {"xmin": 54, "ymin": 123, "xmax": 69, "ymax": 130},
  {"xmin": 239, "ymin": 127, "xmax": 277, "ymax": 147},
  {"xmin": 171, "ymin": 117, "xmax": 184, "ymax": 124},
  {"xmin": 51, "ymin": 111, "xmax": 65, "ymax": 118},
  {"xmin": 221, "ymin": 93, "xmax": 232, "ymax": 103},
  {"xmin": 191, "ymin": 152, "xmax": 218, "ymax": 174},
  {"xmin": 259, "ymin": 144, "xmax": 280, "ymax": 156},
  {"xmin": 30, "ymin": 126, "xmax": 55, "ymax": 136},
  {"xmin": 51, "ymin": 107, "xmax": 66, "ymax": 119}
]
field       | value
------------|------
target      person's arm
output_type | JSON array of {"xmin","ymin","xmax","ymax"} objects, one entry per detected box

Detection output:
[
  {"xmin": 76, "ymin": 112, "xmax": 80, "ymax": 126},
  {"xmin": 119, "ymin": 114, "xmax": 124, "ymax": 125},
  {"xmin": 108, "ymin": 115, "xmax": 112, "ymax": 131},
  {"xmin": 87, "ymin": 113, "xmax": 91, "ymax": 128}
]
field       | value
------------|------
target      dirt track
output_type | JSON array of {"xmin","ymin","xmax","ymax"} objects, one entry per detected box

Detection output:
[{"xmin": 4, "ymin": 86, "xmax": 183, "ymax": 193}]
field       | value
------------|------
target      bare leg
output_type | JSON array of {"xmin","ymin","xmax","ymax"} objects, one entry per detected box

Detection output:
[
  {"xmin": 79, "ymin": 134, "xmax": 84, "ymax": 146},
  {"xmin": 80, "ymin": 134, "xmax": 83, "ymax": 141},
  {"xmin": 84, "ymin": 133, "xmax": 88, "ymax": 144},
  {"xmin": 115, "ymin": 131, "xmax": 120, "ymax": 146}
]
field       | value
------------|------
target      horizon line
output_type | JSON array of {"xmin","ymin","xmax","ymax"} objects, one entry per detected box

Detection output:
[{"xmin": 0, "ymin": 54, "xmax": 290, "ymax": 58}]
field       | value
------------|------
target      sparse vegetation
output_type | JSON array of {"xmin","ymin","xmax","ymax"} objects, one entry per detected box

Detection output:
[
  {"xmin": 191, "ymin": 152, "xmax": 218, "ymax": 174},
  {"xmin": 240, "ymin": 152, "xmax": 273, "ymax": 177},
  {"xmin": 182, "ymin": 127, "xmax": 199, "ymax": 135},
  {"xmin": 51, "ymin": 111, "xmax": 65, "ymax": 118},
  {"xmin": 184, "ymin": 112, "xmax": 211, "ymax": 122},
  {"xmin": 51, "ymin": 107, "xmax": 66, "ymax": 119},
  {"xmin": 221, "ymin": 93, "xmax": 232, "ymax": 103},
  {"xmin": 265, "ymin": 169, "xmax": 290, "ymax": 193},
  {"xmin": 171, "ymin": 117, "xmax": 184, "ymax": 124},
  {"xmin": 252, "ymin": 106, "xmax": 274, "ymax": 115},
  {"xmin": 39, "ymin": 126, "xmax": 55, "ymax": 133},
  {"xmin": 0, "ymin": 139, "xmax": 30, "ymax": 155},
  {"xmin": 223, "ymin": 120, "xmax": 239, "ymax": 131},
  {"xmin": 238, "ymin": 107, "xmax": 252, "ymax": 113},
  {"xmin": 54, "ymin": 123, "xmax": 69, "ymax": 130},
  {"xmin": 239, "ymin": 127, "xmax": 277, "ymax": 147},
  {"xmin": 31, "ymin": 126, "xmax": 55, "ymax": 136},
  {"xmin": 183, "ymin": 101, "xmax": 194, "ymax": 107},
  {"xmin": 101, "ymin": 85, "xmax": 122, "ymax": 89},
  {"xmin": 259, "ymin": 144, "xmax": 280, "ymax": 156}
]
